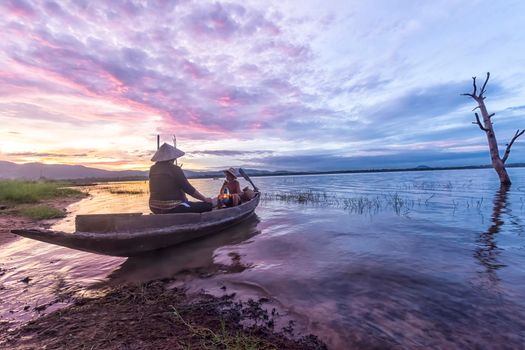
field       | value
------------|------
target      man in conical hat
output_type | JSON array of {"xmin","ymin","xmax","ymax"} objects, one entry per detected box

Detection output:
[{"xmin": 149, "ymin": 143, "xmax": 213, "ymax": 214}]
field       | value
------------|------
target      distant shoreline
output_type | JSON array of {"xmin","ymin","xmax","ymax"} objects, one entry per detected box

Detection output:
[
  {"xmin": 4, "ymin": 163, "xmax": 524, "ymax": 183},
  {"xmin": 244, "ymin": 163, "xmax": 525, "ymax": 179},
  {"xmin": 64, "ymin": 163, "xmax": 525, "ymax": 183}
]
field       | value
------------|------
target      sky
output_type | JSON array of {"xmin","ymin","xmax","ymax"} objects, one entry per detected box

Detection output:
[{"xmin": 0, "ymin": 0, "xmax": 524, "ymax": 172}]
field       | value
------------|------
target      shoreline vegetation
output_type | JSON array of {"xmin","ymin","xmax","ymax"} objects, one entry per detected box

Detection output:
[
  {"xmin": 0, "ymin": 180, "xmax": 84, "ymax": 220},
  {"xmin": 2, "ymin": 281, "xmax": 326, "ymax": 350},
  {"xmin": 0, "ymin": 180, "xmax": 86, "ymax": 245},
  {"xmin": 0, "ymin": 180, "xmax": 82, "ymax": 203}
]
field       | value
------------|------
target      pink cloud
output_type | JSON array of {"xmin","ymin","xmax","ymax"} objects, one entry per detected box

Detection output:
[
  {"xmin": 182, "ymin": 59, "xmax": 209, "ymax": 80},
  {"xmin": 3, "ymin": 0, "xmax": 36, "ymax": 18},
  {"xmin": 184, "ymin": 2, "xmax": 241, "ymax": 40},
  {"xmin": 0, "ymin": 0, "xmax": 336, "ymax": 143},
  {"xmin": 217, "ymin": 96, "xmax": 233, "ymax": 107}
]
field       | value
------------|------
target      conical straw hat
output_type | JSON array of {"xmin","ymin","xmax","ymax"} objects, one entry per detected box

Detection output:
[
  {"xmin": 223, "ymin": 167, "xmax": 237, "ymax": 178},
  {"xmin": 151, "ymin": 143, "xmax": 185, "ymax": 162}
]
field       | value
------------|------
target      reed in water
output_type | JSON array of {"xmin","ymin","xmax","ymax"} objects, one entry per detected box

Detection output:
[
  {"xmin": 262, "ymin": 189, "xmax": 501, "ymax": 216},
  {"xmin": 262, "ymin": 190, "xmax": 411, "ymax": 215}
]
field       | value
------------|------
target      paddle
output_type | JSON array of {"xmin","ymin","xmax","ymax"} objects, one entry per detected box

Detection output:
[{"xmin": 238, "ymin": 168, "xmax": 259, "ymax": 192}]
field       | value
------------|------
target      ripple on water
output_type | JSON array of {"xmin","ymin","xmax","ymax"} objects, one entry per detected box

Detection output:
[{"xmin": 1, "ymin": 169, "xmax": 525, "ymax": 348}]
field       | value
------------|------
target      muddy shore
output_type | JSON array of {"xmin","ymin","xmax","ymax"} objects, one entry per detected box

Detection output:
[
  {"xmin": 0, "ymin": 194, "xmax": 327, "ymax": 349},
  {"xmin": 1, "ymin": 280, "xmax": 326, "ymax": 350},
  {"xmin": 0, "ymin": 195, "xmax": 85, "ymax": 246}
]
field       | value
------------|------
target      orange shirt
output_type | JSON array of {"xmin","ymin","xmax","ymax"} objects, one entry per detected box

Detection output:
[{"xmin": 222, "ymin": 180, "xmax": 241, "ymax": 194}]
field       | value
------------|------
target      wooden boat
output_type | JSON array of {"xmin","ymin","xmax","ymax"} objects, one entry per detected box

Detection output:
[{"xmin": 11, "ymin": 193, "xmax": 260, "ymax": 257}]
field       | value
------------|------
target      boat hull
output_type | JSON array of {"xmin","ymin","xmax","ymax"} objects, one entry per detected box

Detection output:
[{"xmin": 11, "ymin": 194, "xmax": 260, "ymax": 257}]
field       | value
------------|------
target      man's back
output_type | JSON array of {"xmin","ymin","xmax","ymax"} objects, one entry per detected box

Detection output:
[{"xmin": 149, "ymin": 162, "xmax": 195, "ymax": 201}]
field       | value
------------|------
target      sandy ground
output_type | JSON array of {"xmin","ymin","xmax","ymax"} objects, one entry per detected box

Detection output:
[{"xmin": 0, "ymin": 195, "xmax": 85, "ymax": 247}]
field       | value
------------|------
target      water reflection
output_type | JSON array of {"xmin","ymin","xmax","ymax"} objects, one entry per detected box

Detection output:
[
  {"xmin": 474, "ymin": 185, "xmax": 509, "ymax": 280},
  {"xmin": 3, "ymin": 169, "xmax": 525, "ymax": 347},
  {"xmin": 103, "ymin": 215, "xmax": 261, "ymax": 285}
]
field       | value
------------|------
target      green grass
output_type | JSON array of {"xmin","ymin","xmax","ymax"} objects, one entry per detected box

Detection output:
[
  {"xmin": 171, "ymin": 307, "xmax": 277, "ymax": 350},
  {"xmin": 0, "ymin": 180, "xmax": 81, "ymax": 204},
  {"xmin": 18, "ymin": 205, "xmax": 66, "ymax": 220}
]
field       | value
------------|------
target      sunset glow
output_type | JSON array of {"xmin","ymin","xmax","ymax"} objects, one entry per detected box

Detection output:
[{"xmin": 1, "ymin": 0, "xmax": 524, "ymax": 171}]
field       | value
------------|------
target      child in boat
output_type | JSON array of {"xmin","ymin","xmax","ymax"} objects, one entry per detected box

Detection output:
[{"xmin": 218, "ymin": 167, "xmax": 242, "ymax": 208}]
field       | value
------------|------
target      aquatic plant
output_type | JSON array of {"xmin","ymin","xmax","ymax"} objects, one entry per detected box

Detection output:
[
  {"xmin": 386, "ymin": 193, "xmax": 407, "ymax": 215},
  {"xmin": 263, "ymin": 190, "xmax": 331, "ymax": 205},
  {"xmin": 96, "ymin": 183, "xmax": 147, "ymax": 196},
  {"xmin": 341, "ymin": 196, "xmax": 382, "ymax": 214},
  {"xmin": 263, "ymin": 190, "xmax": 415, "ymax": 216},
  {"xmin": 397, "ymin": 180, "xmax": 474, "ymax": 191},
  {"xmin": 108, "ymin": 189, "xmax": 145, "ymax": 195},
  {"xmin": 263, "ymin": 187, "xmax": 500, "ymax": 219}
]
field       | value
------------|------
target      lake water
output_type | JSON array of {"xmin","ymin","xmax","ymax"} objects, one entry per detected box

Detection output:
[{"xmin": 1, "ymin": 168, "xmax": 525, "ymax": 349}]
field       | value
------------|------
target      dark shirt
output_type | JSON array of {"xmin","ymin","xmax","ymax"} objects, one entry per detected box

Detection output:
[{"xmin": 149, "ymin": 162, "xmax": 196, "ymax": 202}]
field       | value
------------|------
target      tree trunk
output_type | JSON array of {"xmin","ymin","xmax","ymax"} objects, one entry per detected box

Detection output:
[
  {"xmin": 477, "ymin": 99, "xmax": 512, "ymax": 185},
  {"xmin": 462, "ymin": 73, "xmax": 522, "ymax": 186}
]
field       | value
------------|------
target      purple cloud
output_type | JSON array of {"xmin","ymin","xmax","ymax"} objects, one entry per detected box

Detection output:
[
  {"xmin": 1, "ymin": 0, "xmax": 524, "ymax": 171},
  {"xmin": 1, "ymin": 1, "xmax": 331, "ymax": 140},
  {"xmin": 3, "ymin": 0, "xmax": 36, "ymax": 18},
  {"xmin": 184, "ymin": 2, "xmax": 241, "ymax": 40},
  {"xmin": 191, "ymin": 150, "xmax": 272, "ymax": 156}
]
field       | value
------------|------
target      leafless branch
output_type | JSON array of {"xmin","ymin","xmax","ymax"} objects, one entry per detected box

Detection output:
[
  {"xmin": 480, "ymin": 72, "xmax": 490, "ymax": 97},
  {"xmin": 473, "ymin": 113, "xmax": 489, "ymax": 132},
  {"xmin": 488, "ymin": 113, "xmax": 495, "ymax": 119},
  {"xmin": 462, "ymin": 76, "xmax": 478, "ymax": 99},
  {"xmin": 472, "ymin": 106, "xmax": 480, "ymax": 112},
  {"xmin": 502, "ymin": 129, "xmax": 525, "ymax": 163}
]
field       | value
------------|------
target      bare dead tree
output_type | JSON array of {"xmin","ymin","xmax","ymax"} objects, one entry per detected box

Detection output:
[{"xmin": 462, "ymin": 72, "xmax": 524, "ymax": 186}]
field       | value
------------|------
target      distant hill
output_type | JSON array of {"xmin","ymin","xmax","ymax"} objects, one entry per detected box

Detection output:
[
  {"xmin": 0, "ymin": 161, "xmax": 272, "ymax": 181},
  {"xmin": 0, "ymin": 161, "xmax": 148, "ymax": 180}
]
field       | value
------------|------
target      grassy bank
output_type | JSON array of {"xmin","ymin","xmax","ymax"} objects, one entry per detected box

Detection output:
[
  {"xmin": 0, "ymin": 180, "xmax": 81, "ymax": 204},
  {"xmin": 17, "ymin": 206, "xmax": 67, "ymax": 220},
  {"xmin": 0, "ymin": 180, "xmax": 84, "ymax": 220}
]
